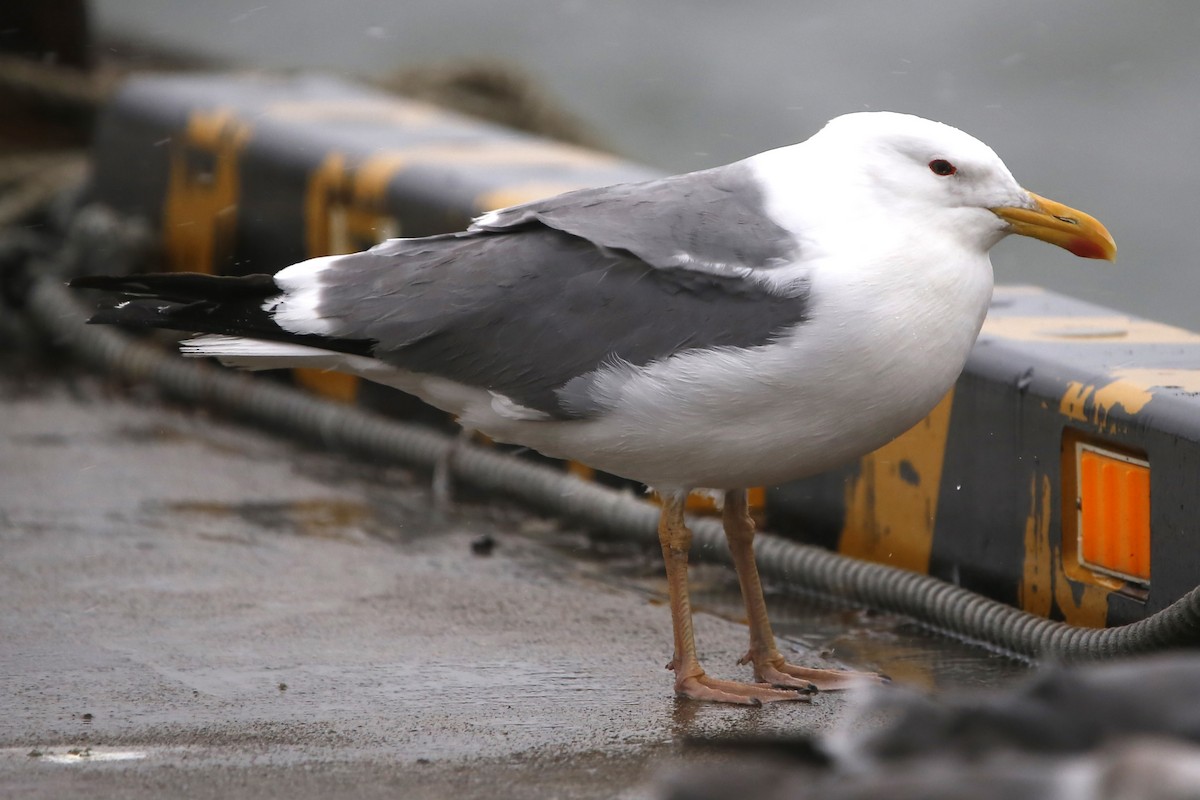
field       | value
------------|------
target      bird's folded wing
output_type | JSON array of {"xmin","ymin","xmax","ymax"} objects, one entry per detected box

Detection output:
[
  {"xmin": 468, "ymin": 162, "xmax": 801, "ymax": 279},
  {"xmin": 312, "ymin": 219, "xmax": 811, "ymax": 420}
]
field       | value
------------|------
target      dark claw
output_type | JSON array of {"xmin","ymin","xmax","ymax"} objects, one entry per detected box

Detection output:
[{"xmin": 771, "ymin": 682, "xmax": 818, "ymax": 695}]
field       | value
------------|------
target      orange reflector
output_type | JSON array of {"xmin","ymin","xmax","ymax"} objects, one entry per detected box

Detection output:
[{"xmin": 1076, "ymin": 444, "xmax": 1151, "ymax": 585}]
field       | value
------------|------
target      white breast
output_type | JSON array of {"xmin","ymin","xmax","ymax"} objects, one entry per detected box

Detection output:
[{"xmin": 442, "ymin": 231, "xmax": 992, "ymax": 492}]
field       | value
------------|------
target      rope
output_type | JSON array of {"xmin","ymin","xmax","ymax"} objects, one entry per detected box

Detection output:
[{"xmin": 0, "ymin": 156, "xmax": 86, "ymax": 229}]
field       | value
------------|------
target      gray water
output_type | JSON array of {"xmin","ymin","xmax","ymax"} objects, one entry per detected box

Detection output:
[{"xmin": 95, "ymin": 0, "xmax": 1200, "ymax": 329}]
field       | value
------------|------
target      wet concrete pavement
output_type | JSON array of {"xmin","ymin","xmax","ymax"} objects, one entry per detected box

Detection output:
[{"xmin": 0, "ymin": 364, "xmax": 1027, "ymax": 798}]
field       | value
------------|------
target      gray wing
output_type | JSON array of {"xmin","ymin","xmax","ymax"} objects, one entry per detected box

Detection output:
[
  {"xmin": 314, "ymin": 165, "xmax": 810, "ymax": 419},
  {"xmin": 469, "ymin": 161, "xmax": 799, "ymax": 278}
]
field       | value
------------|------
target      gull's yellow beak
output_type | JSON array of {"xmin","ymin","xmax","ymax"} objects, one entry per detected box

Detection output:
[{"xmin": 992, "ymin": 192, "xmax": 1116, "ymax": 261}]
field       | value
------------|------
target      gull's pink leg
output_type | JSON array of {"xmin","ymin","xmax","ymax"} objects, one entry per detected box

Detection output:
[
  {"xmin": 724, "ymin": 489, "xmax": 886, "ymax": 691},
  {"xmin": 658, "ymin": 491, "xmax": 809, "ymax": 705}
]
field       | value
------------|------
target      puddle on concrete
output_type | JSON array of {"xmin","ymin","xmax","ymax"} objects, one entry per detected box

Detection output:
[
  {"xmin": 546, "ymin": 531, "xmax": 1030, "ymax": 693},
  {"xmin": 9, "ymin": 432, "xmax": 73, "ymax": 447},
  {"xmin": 759, "ymin": 592, "xmax": 1029, "ymax": 690},
  {"xmin": 110, "ymin": 424, "xmax": 191, "ymax": 445},
  {"xmin": 164, "ymin": 500, "xmax": 371, "ymax": 543},
  {"xmin": 685, "ymin": 579, "xmax": 1030, "ymax": 691},
  {"xmin": 40, "ymin": 748, "xmax": 149, "ymax": 765},
  {"xmin": 152, "ymin": 468, "xmax": 1027, "ymax": 694}
]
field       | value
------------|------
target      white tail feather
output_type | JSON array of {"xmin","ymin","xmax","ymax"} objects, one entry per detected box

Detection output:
[
  {"xmin": 180, "ymin": 335, "xmax": 348, "ymax": 371},
  {"xmin": 268, "ymin": 254, "xmax": 343, "ymax": 335},
  {"xmin": 178, "ymin": 335, "xmax": 479, "ymax": 419}
]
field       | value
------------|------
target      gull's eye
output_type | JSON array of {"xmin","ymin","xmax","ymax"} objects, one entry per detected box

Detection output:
[{"xmin": 929, "ymin": 159, "xmax": 958, "ymax": 176}]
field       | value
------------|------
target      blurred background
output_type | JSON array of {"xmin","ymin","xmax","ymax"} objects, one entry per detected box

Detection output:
[
  {"xmin": 83, "ymin": 0, "xmax": 1199, "ymax": 328},
  {"xmin": 3, "ymin": 6, "xmax": 1199, "ymax": 795}
]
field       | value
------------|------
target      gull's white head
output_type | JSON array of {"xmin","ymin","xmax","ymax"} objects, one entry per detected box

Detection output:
[{"xmin": 757, "ymin": 111, "xmax": 1116, "ymax": 262}]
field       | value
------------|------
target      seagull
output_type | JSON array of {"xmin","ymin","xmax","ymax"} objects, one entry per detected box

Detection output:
[{"xmin": 72, "ymin": 111, "xmax": 1116, "ymax": 705}]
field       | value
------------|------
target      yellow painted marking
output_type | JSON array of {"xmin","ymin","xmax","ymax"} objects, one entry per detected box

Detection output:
[
  {"xmin": 301, "ymin": 151, "xmax": 407, "ymax": 401},
  {"xmin": 1057, "ymin": 374, "xmax": 1178, "ymax": 426},
  {"xmin": 838, "ymin": 390, "xmax": 955, "ymax": 572},
  {"xmin": 306, "ymin": 145, "xmax": 604, "ymax": 252},
  {"xmin": 1019, "ymin": 472, "xmax": 1110, "ymax": 626},
  {"xmin": 1019, "ymin": 474, "xmax": 1053, "ymax": 617},
  {"xmin": 162, "ymin": 108, "xmax": 251, "ymax": 273},
  {"xmin": 1092, "ymin": 379, "xmax": 1153, "ymax": 419},
  {"xmin": 305, "ymin": 138, "xmax": 619, "ymax": 259},
  {"xmin": 983, "ymin": 315, "xmax": 1200, "ymax": 345},
  {"xmin": 477, "ymin": 182, "xmax": 596, "ymax": 212},
  {"xmin": 1055, "ymin": 558, "xmax": 1112, "ymax": 627},
  {"xmin": 306, "ymin": 151, "xmax": 348, "ymax": 256},
  {"xmin": 1059, "ymin": 381, "xmax": 1092, "ymax": 422},
  {"xmin": 305, "ymin": 151, "xmax": 403, "ymax": 257},
  {"xmin": 353, "ymin": 152, "xmax": 409, "ymax": 202}
]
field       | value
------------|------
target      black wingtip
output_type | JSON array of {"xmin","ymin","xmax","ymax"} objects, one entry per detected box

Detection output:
[
  {"xmin": 69, "ymin": 275, "xmax": 129, "ymax": 291},
  {"xmin": 83, "ymin": 298, "xmax": 194, "ymax": 329},
  {"xmin": 69, "ymin": 272, "xmax": 279, "ymax": 301}
]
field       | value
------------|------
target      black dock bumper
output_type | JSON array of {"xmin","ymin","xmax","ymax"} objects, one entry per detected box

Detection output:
[{"xmin": 771, "ymin": 286, "xmax": 1200, "ymax": 628}]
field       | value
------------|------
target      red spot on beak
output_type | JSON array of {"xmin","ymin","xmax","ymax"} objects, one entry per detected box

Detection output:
[{"xmin": 1068, "ymin": 236, "xmax": 1111, "ymax": 260}]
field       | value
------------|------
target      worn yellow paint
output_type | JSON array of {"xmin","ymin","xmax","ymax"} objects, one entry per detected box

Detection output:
[
  {"xmin": 1019, "ymin": 474, "xmax": 1054, "ymax": 617},
  {"xmin": 983, "ymin": 315, "xmax": 1200, "ymax": 345},
  {"xmin": 1020, "ymin": 471, "xmax": 1110, "ymax": 626},
  {"xmin": 301, "ymin": 151, "xmax": 405, "ymax": 403},
  {"xmin": 1059, "ymin": 381, "xmax": 1092, "ymax": 422},
  {"xmin": 838, "ymin": 390, "xmax": 955, "ymax": 572},
  {"xmin": 1054, "ymin": 559, "xmax": 1111, "ymax": 627},
  {"xmin": 306, "ymin": 152, "xmax": 348, "ymax": 256},
  {"xmin": 162, "ymin": 108, "xmax": 251, "ymax": 273},
  {"xmin": 305, "ymin": 151, "xmax": 401, "ymax": 258},
  {"xmin": 1092, "ymin": 379, "xmax": 1153, "ymax": 419},
  {"xmin": 1058, "ymin": 377, "xmax": 1157, "ymax": 427},
  {"xmin": 293, "ymin": 141, "xmax": 608, "ymax": 406},
  {"xmin": 352, "ymin": 152, "xmax": 410, "ymax": 202},
  {"xmin": 477, "ymin": 182, "xmax": 596, "ymax": 212},
  {"xmin": 306, "ymin": 138, "xmax": 616, "ymax": 255}
]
